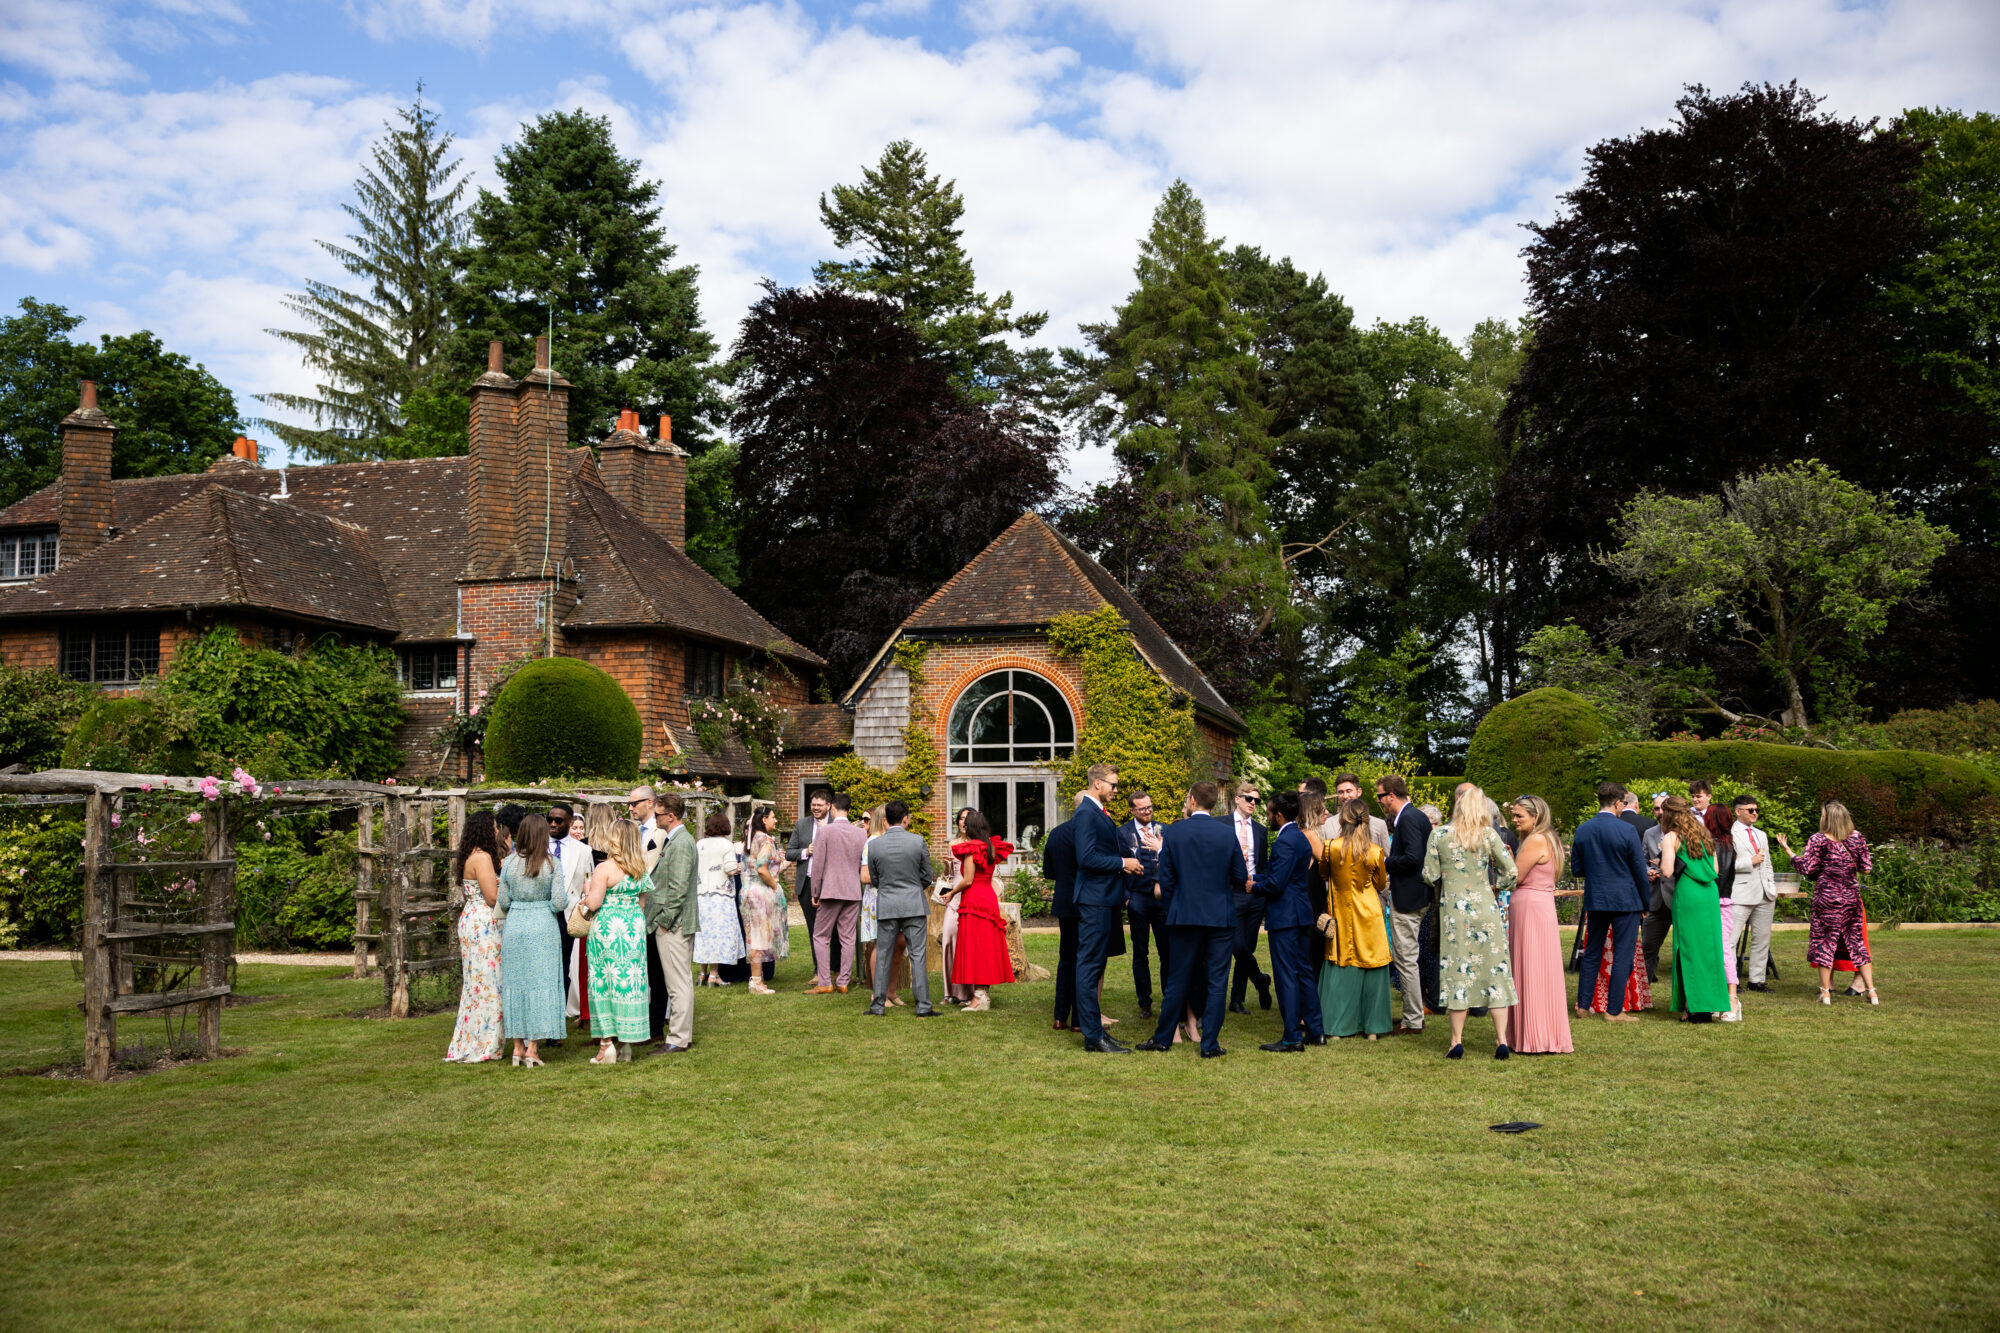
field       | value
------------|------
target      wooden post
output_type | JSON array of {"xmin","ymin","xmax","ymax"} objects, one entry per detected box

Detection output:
[
  {"xmin": 81, "ymin": 790, "xmax": 114, "ymax": 1081},
  {"xmin": 200, "ymin": 793, "xmax": 233, "ymax": 1058},
  {"xmin": 446, "ymin": 795, "xmax": 465, "ymax": 862},
  {"xmin": 384, "ymin": 794, "xmax": 411, "ymax": 1017},
  {"xmin": 353, "ymin": 802, "xmax": 375, "ymax": 978}
]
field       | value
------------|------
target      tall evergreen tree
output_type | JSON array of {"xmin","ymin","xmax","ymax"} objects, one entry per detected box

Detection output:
[
  {"xmin": 816, "ymin": 140, "xmax": 1048, "ymax": 400},
  {"xmin": 1064, "ymin": 181, "xmax": 1284, "ymax": 618},
  {"xmin": 451, "ymin": 110, "xmax": 723, "ymax": 452},
  {"xmin": 261, "ymin": 90, "xmax": 469, "ymax": 462}
]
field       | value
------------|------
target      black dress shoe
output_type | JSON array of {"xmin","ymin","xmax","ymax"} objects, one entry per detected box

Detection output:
[
  {"xmin": 1256, "ymin": 977, "xmax": 1273, "ymax": 1011},
  {"xmin": 1494, "ymin": 1044, "xmax": 1511, "ymax": 1061},
  {"xmin": 1134, "ymin": 1038, "xmax": 1172, "ymax": 1052},
  {"xmin": 865, "ymin": 1006, "xmax": 886, "ymax": 1016},
  {"xmin": 1259, "ymin": 1040, "xmax": 1304, "ymax": 1053},
  {"xmin": 1137, "ymin": 1006, "xmax": 1155, "ymax": 1020},
  {"xmin": 1304, "ymin": 1035, "xmax": 1329, "ymax": 1046},
  {"xmin": 914, "ymin": 1009, "xmax": 940, "ymax": 1017},
  {"xmin": 1085, "ymin": 1036, "xmax": 1131, "ymax": 1054},
  {"xmin": 1746, "ymin": 982, "xmax": 1770, "ymax": 992},
  {"xmin": 1199, "ymin": 1046, "xmax": 1227, "ymax": 1058},
  {"xmin": 1228, "ymin": 1000, "xmax": 1249, "ymax": 1015}
]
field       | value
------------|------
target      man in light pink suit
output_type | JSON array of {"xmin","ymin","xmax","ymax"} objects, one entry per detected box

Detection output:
[{"xmin": 807, "ymin": 792, "xmax": 868, "ymax": 993}]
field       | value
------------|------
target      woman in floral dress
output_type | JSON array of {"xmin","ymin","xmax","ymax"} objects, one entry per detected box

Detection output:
[
  {"xmin": 444, "ymin": 810, "xmax": 508, "ymax": 1063},
  {"xmin": 693, "ymin": 810, "xmax": 746, "ymax": 986},
  {"xmin": 1422, "ymin": 784, "xmax": 1518, "ymax": 1060},
  {"xmin": 582, "ymin": 819, "xmax": 652, "ymax": 1063},
  {"xmin": 1795, "ymin": 800, "xmax": 1877, "ymax": 1006},
  {"xmin": 741, "ymin": 806, "xmax": 786, "ymax": 994}
]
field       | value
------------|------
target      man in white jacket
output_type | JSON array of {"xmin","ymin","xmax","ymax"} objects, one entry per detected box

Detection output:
[{"xmin": 1727, "ymin": 794, "xmax": 1793, "ymax": 992}]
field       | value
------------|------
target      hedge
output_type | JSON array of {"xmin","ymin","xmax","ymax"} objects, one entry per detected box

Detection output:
[
  {"xmin": 483, "ymin": 657, "xmax": 641, "ymax": 784},
  {"xmin": 1465, "ymin": 687, "xmax": 1605, "ymax": 826},
  {"xmin": 1603, "ymin": 741, "xmax": 1999, "ymax": 843}
]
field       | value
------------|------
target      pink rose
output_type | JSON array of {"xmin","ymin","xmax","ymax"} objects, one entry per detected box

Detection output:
[{"xmin": 186, "ymin": 812, "xmax": 202, "ymax": 824}]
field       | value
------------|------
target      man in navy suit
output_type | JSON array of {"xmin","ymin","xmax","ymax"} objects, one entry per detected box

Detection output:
[
  {"xmin": 1377, "ymin": 774, "xmax": 1433, "ymax": 1034},
  {"xmin": 1044, "ymin": 813, "xmax": 1080, "ymax": 1031},
  {"xmin": 1259, "ymin": 791, "xmax": 1319, "ymax": 1052},
  {"xmin": 1136, "ymin": 780, "xmax": 1247, "ymax": 1057},
  {"xmin": 1227, "ymin": 781, "xmax": 1273, "ymax": 1014},
  {"xmin": 1119, "ymin": 787, "xmax": 1167, "ymax": 1019},
  {"xmin": 1073, "ymin": 763, "xmax": 1145, "ymax": 1053},
  {"xmin": 1570, "ymin": 780, "xmax": 1651, "ymax": 1021}
]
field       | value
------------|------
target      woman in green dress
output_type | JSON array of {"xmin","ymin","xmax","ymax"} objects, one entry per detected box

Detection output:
[
  {"xmin": 582, "ymin": 818, "xmax": 653, "ymax": 1064},
  {"xmin": 1659, "ymin": 796, "xmax": 1729, "ymax": 1021},
  {"xmin": 1422, "ymin": 784, "xmax": 1518, "ymax": 1060}
]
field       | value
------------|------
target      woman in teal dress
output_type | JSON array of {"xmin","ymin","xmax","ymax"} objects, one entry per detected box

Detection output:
[
  {"xmin": 1659, "ymin": 797, "xmax": 1729, "ymax": 1021},
  {"xmin": 582, "ymin": 819, "xmax": 653, "ymax": 1063},
  {"xmin": 498, "ymin": 813, "xmax": 567, "ymax": 1065},
  {"xmin": 1423, "ymin": 784, "xmax": 1519, "ymax": 1060}
]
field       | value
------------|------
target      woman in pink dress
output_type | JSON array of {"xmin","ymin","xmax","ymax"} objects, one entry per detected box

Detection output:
[{"xmin": 1505, "ymin": 796, "xmax": 1573, "ymax": 1054}]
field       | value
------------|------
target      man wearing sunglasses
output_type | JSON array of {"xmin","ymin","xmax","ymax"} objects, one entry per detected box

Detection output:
[
  {"xmin": 1727, "ymin": 794, "xmax": 1792, "ymax": 993},
  {"xmin": 1226, "ymin": 782, "xmax": 1273, "ymax": 1015}
]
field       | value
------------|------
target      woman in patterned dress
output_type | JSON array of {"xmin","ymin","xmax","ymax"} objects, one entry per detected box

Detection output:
[
  {"xmin": 582, "ymin": 819, "xmax": 652, "ymax": 1063},
  {"xmin": 1795, "ymin": 801, "xmax": 1877, "ymax": 1006},
  {"xmin": 498, "ymin": 813, "xmax": 567, "ymax": 1066},
  {"xmin": 444, "ymin": 811, "xmax": 508, "ymax": 1063},
  {"xmin": 1422, "ymin": 784, "xmax": 1518, "ymax": 1060},
  {"xmin": 693, "ymin": 810, "xmax": 746, "ymax": 986},
  {"xmin": 740, "ymin": 806, "xmax": 785, "ymax": 994}
]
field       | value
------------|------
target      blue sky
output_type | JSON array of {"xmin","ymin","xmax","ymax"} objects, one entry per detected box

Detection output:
[{"xmin": 4, "ymin": 0, "xmax": 1998, "ymax": 472}]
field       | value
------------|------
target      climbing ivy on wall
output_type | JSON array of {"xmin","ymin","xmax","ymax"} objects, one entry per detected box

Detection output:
[
  {"xmin": 823, "ymin": 638, "xmax": 939, "ymax": 835},
  {"xmin": 1047, "ymin": 607, "xmax": 1200, "ymax": 822}
]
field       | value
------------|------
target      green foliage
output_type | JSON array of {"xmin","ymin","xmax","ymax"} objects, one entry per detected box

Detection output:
[
  {"xmin": 0, "ymin": 660, "xmax": 94, "ymax": 770},
  {"xmin": 1603, "ymin": 460, "xmax": 1954, "ymax": 728},
  {"xmin": 1464, "ymin": 687, "xmax": 1606, "ymax": 829},
  {"xmin": 816, "ymin": 139, "xmax": 1049, "ymax": 400},
  {"xmin": 1862, "ymin": 834, "xmax": 2000, "ymax": 924},
  {"xmin": 0, "ymin": 298, "xmax": 242, "ymax": 511},
  {"xmin": 1599, "ymin": 774, "xmax": 1812, "ymax": 868},
  {"xmin": 1047, "ymin": 607, "xmax": 1200, "ymax": 821},
  {"xmin": 1520, "ymin": 621, "xmax": 1706, "ymax": 746},
  {"xmin": 261, "ymin": 91, "xmax": 470, "ymax": 462},
  {"xmin": 1603, "ymin": 740, "xmax": 1999, "ymax": 844},
  {"xmin": 147, "ymin": 629, "xmax": 407, "ymax": 779},
  {"xmin": 0, "ymin": 808, "xmax": 85, "ymax": 944},
  {"xmin": 687, "ymin": 666, "xmax": 792, "ymax": 788},
  {"xmin": 1233, "ymin": 689, "xmax": 1327, "ymax": 796},
  {"xmin": 235, "ymin": 823, "xmax": 360, "ymax": 949},
  {"xmin": 483, "ymin": 656, "xmax": 641, "ymax": 784},
  {"xmin": 1002, "ymin": 865, "xmax": 1054, "ymax": 919},
  {"xmin": 684, "ymin": 440, "xmax": 740, "ymax": 587},
  {"xmin": 63, "ymin": 694, "xmax": 202, "ymax": 775},
  {"xmin": 822, "ymin": 640, "xmax": 937, "ymax": 836},
  {"xmin": 1886, "ymin": 108, "xmax": 2000, "ymax": 421},
  {"xmin": 1340, "ymin": 628, "xmax": 1450, "ymax": 760},
  {"xmin": 1881, "ymin": 700, "xmax": 2000, "ymax": 759}
]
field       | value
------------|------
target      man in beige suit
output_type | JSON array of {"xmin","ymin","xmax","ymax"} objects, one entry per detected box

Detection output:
[{"xmin": 1727, "ymin": 793, "xmax": 1793, "ymax": 992}]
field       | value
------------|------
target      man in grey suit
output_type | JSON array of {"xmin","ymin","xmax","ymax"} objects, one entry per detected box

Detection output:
[{"xmin": 865, "ymin": 800, "xmax": 939, "ymax": 1017}]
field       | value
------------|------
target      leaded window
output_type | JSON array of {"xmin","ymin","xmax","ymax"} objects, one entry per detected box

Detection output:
[
  {"xmin": 398, "ymin": 644, "xmax": 459, "ymax": 693},
  {"xmin": 60, "ymin": 623, "xmax": 159, "ymax": 684},
  {"xmin": 0, "ymin": 530, "xmax": 58, "ymax": 580},
  {"xmin": 947, "ymin": 669, "xmax": 1075, "ymax": 765}
]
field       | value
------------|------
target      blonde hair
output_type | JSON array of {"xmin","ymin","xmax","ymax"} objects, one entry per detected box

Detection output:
[
  {"xmin": 1820, "ymin": 800, "xmax": 1857, "ymax": 841},
  {"xmin": 1509, "ymin": 794, "xmax": 1564, "ymax": 875},
  {"xmin": 1337, "ymin": 797, "xmax": 1373, "ymax": 864},
  {"xmin": 1450, "ymin": 784, "xmax": 1495, "ymax": 851},
  {"xmin": 583, "ymin": 800, "xmax": 619, "ymax": 850},
  {"xmin": 868, "ymin": 805, "xmax": 888, "ymax": 838},
  {"xmin": 605, "ymin": 819, "xmax": 647, "ymax": 879}
]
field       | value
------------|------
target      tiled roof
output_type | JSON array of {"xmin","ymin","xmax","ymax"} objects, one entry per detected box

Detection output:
[
  {"xmin": 779, "ymin": 703, "xmax": 852, "ymax": 751},
  {"xmin": 0, "ymin": 485, "xmax": 398, "ymax": 631},
  {"xmin": 564, "ymin": 470, "xmax": 824, "ymax": 666},
  {"xmin": 659, "ymin": 721, "xmax": 763, "ymax": 781},
  {"xmin": 0, "ymin": 455, "xmax": 282, "ymax": 531},
  {"xmin": 279, "ymin": 458, "xmax": 465, "ymax": 642},
  {"xmin": 863, "ymin": 512, "xmax": 1244, "ymax": 732}
]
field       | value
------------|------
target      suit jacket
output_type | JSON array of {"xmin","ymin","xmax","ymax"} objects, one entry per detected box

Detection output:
[
  {"xmin": 554, "ymin": 834, "xmax": 592, "ymax": 906},
  {"xmin": 1119, "ymin": 819, "xmax": 1164, "ymax": 913},
  {"xmin": 1072, "ymin": 797, "xmax": 1129, "ymax": 910},
  {"xmin": 1261, "ymin": 822, "xmax": 1316, "ymax": 931},
  {"xmin": 785, "ymin": 813, "xmax": 825, "ymax": 894},
  {"xmin": 1619, "ymin": 809, "xmax": 1654, "ymax": 841},
  {"xmin": 1642, "ymin": 824, "xmax": 1671, "ymax": 912},
  {"xmin": 1383, "ymin": 804, "xmax": 1434, "ymax": 914},
  {"xmin": 1043, "ymin": 817, "xmax": 1079, "ymax": 919},
  {"xmin": 644, "ymin": 823, "xmax": 699, "ymax": 935},
  {"xmin": 1159, "ymin": 812, "xmax": 1247, "ymax": 929},
  {"xmin": 865, "ymin": 827, "xmax": 933, "ymax": 919},
  {"xmin": 1730, "ymin": 823, "xmax": 1778, "ymax": 905},
  {"xmin": 1570, "ymin": 811, "xmax": 1649, "ymax": 914},
  {"xmin": 811, "ymin": 818, "xmax": 867, "ymax": 902},
  {"xmin": 1227, "ymin": 813, "xmax": 1269, "ymax": 914}
]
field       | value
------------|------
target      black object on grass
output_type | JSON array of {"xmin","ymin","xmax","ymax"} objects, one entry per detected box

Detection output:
[{"xmin": 1490, "ymin": 1122, "xmax": 1541, "ymax": 1133}]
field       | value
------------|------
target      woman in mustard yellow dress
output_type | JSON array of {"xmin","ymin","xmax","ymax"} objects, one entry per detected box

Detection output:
[{"xmin": 1315, "ymin": 798, "xmax": 1394, "ymax": 1038}]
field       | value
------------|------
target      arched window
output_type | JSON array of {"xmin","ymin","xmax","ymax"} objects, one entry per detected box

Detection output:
[{"xmin": 947, "ymin": 669, "xmax": 1076, "ymax": 765}]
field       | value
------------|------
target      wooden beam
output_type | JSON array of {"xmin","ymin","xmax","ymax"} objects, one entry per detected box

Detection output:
[
  {"xmin": 106, "ymin": 985, "xmax": 233, "ymax": 1015},
  {"xmin": 200, "ymin": 793, "xmax": 231, "ymax": 1057},
  {"xmin": 81, "ymin": 791, "xmax": 113, "ymax": 1081},
  {"xmin": 102, "ymin": 922, "xmax": 237, "ymax": 941},
  {"xmin": 354, "ymin": 802, "xmax": 375, "ymax": 977}
]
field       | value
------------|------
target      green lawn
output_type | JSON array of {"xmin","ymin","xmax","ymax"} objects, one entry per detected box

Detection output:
[{"xmin": 1, "ymin": 929, "xmax": 1996, "ymax": 1331}]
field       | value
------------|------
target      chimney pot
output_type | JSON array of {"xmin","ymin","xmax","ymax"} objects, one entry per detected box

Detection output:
[
  {"xmin": 79, "ymin": 380, "xmax": 98, "ymax": 412},
  {"xmin": 535, "ymin": 335, "xmax": 550, "ymax": 370},
  {"xmin": 487, "ymin": 340, "xmax": 504, "ymax": 374},
  {"xmin": 659, "ymin": 415, "xmax": 672, "ymax": 445}
]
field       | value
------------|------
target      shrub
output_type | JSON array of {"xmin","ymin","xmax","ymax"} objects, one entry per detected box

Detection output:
[
  {"xmin": 1861, "ymin": 837, "xmax": 2000, "ymax": 925},
  {"xmin": 234, "ymin": 822, "xmax": 360, "ymax": 950},
  {"xmin": 1465, "ymin": 687, "xmax": 1605, "ymax": 828},
  {"xmin": 0, "ymin": 808, "xmax": 86, "ymax": 945},
  {"xmin": 1004, "ymin": 865, "xmax": 1054, "ymax": 919},
  {"xmin": 62, "ymin": 694, "xmax": 202, "ymax": 775},
  {"xmin": 1604, "ymin": 775, "xmax": 1812, "ymax": 869},
  {"xmin": 483, "ymin": 657, "xmax": 641, "ymax": 783},
  {"xmin": 1882, "ymin": 700, "xmax": 2000, "ymax": 756},
  {"xmin": 1603, "ymin": 740, "xmax": 1999, "ymax": 843},
  {"xmin": 0, "ymin": 661, "xmax": 94, "ymax": 770}
]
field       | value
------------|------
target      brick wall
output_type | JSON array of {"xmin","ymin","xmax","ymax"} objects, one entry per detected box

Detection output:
[
  {"xmin": 1198, "ymin": 718, "xmax": 1237, "ymax": 781},
  {"xmin": 395, "ymin": 694, "xmax": 460, "ymax": 781},
  {"xmin": 569, "ymin": 630, "xmax": 684, "ymax": 766},
  {"xmin": 460, "ymin": 581, "xmax": 564, "ymax": 701}
]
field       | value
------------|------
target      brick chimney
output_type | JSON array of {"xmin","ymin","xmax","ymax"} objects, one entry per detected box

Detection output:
[
  {"xmin": 597, "ymin": 409, "xmax": 687, "ymax": 550},
  {"xmin": 230, "ymin": 436, "xmax": 260, "ymax": 463},
  {"xmin": 59, "ymin": 380, "xmax": 116, "ymax": 560},
  {"xmin": 463, "ymin": 336, "xmax": 573, "ymax": 579}
]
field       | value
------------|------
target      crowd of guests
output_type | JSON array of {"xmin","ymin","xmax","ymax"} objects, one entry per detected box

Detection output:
[{"xmin": 437, "ymin": 767, "xmax": 1882, "ymax": 1066}]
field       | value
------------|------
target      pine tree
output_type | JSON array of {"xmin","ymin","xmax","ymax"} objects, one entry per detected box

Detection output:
[
  {"xmin": 1064, "ymin": 181, "xmax": 1283, "ymax": 616},
  {"xmin": 450, "ymin": 110, "xmax": 723, "ymax": 451},
  {"xmin": 815, "ymin": 140, "xmax": 1048, "ymax": 399},
  {"xmin": 261, "ymin": 89, "xmax": 468, "ymax": 462}
]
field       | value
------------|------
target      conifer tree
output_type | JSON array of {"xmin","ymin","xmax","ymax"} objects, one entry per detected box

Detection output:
[{"xmin": 262, "ymin": 89, "xmax": 468, "ymax": 462}]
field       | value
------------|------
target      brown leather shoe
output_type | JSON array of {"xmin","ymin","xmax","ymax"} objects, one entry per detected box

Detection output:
[
  {"xmin": 836, "ymin": 984, "xmax": 849, "ymax": 994},
  {"xmin": 807, "ymin": 985, "xmax": 836, "ymax": 995}
]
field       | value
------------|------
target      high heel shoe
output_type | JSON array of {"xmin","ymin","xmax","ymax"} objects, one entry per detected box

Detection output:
[
  {"xmin": 1445, "ymin": 1044, "xmax": 1463, "ymax": 1060},
  {"xmin": 511, "ymin": 1053, "xmax": 524, "ymax": 1067},
  {"xmin": 523, "ymin": 1055, "xmax": 544, "ymax": 1068},
  {"xmin": 590, "ymin": 1043, "xmax": 618, "ymax": 1064},
  {"xmin": 1867, "ymin": 988, "xmax": 1880, "ymax": 1005},
  {"xmin": 1818, "ymin": 988, "xmax": 1833, "ymax": 1006}
]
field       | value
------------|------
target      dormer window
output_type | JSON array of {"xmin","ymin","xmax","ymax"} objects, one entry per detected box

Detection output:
[{"xmin": 0, "ymin": 530, "xmax": 57, "ymax": 581}]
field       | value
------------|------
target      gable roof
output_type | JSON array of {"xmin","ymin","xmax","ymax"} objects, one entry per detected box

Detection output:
[{"xmin": 849, "ymin": 512, "xmax": 1244, "ymax": 732}]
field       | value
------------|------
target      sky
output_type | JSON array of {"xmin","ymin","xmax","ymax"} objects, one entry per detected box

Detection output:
[{"xmin": 3, "ymin": 0, "xmax": 1998, "ymax": 475}]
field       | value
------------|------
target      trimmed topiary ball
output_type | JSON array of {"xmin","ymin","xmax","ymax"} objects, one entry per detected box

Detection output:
[
  {"xmin": 483, "ymin": 657, "xmax": 641, "ymax": 783},
  {"xmin": 1465, "ymin": 687, "xmax": 1605, "ymax": 828}
]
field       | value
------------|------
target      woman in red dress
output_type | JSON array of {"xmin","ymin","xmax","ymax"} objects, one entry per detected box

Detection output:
[{"xmin": 948, "ymin": 810, "xmax": 1016, "ymax": 1012}]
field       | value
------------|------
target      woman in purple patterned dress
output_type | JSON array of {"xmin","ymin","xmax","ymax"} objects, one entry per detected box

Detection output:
[{"xmin": 1793, "ymin": 800, "xmax": 1877, "ymax": 1006}]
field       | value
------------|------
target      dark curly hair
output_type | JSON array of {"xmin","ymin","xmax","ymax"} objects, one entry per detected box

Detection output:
[{"xmin": 455, "ymin": 809, "xmax": 505, "ymax": 881}]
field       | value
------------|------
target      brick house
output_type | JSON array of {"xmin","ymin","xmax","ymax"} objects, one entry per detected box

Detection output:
[
  {"xmin": 0, "ymin": 342, "xmax": 824, "ymax": 784},
  {"xmin": 775, "ymin": 512, "xmax": 1244, "ymax": 866}
]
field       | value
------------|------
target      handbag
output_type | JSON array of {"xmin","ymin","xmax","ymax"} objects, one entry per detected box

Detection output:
[{"xmin": 565, "ymin": 898, "xmax": 597, "ymax": 938}]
